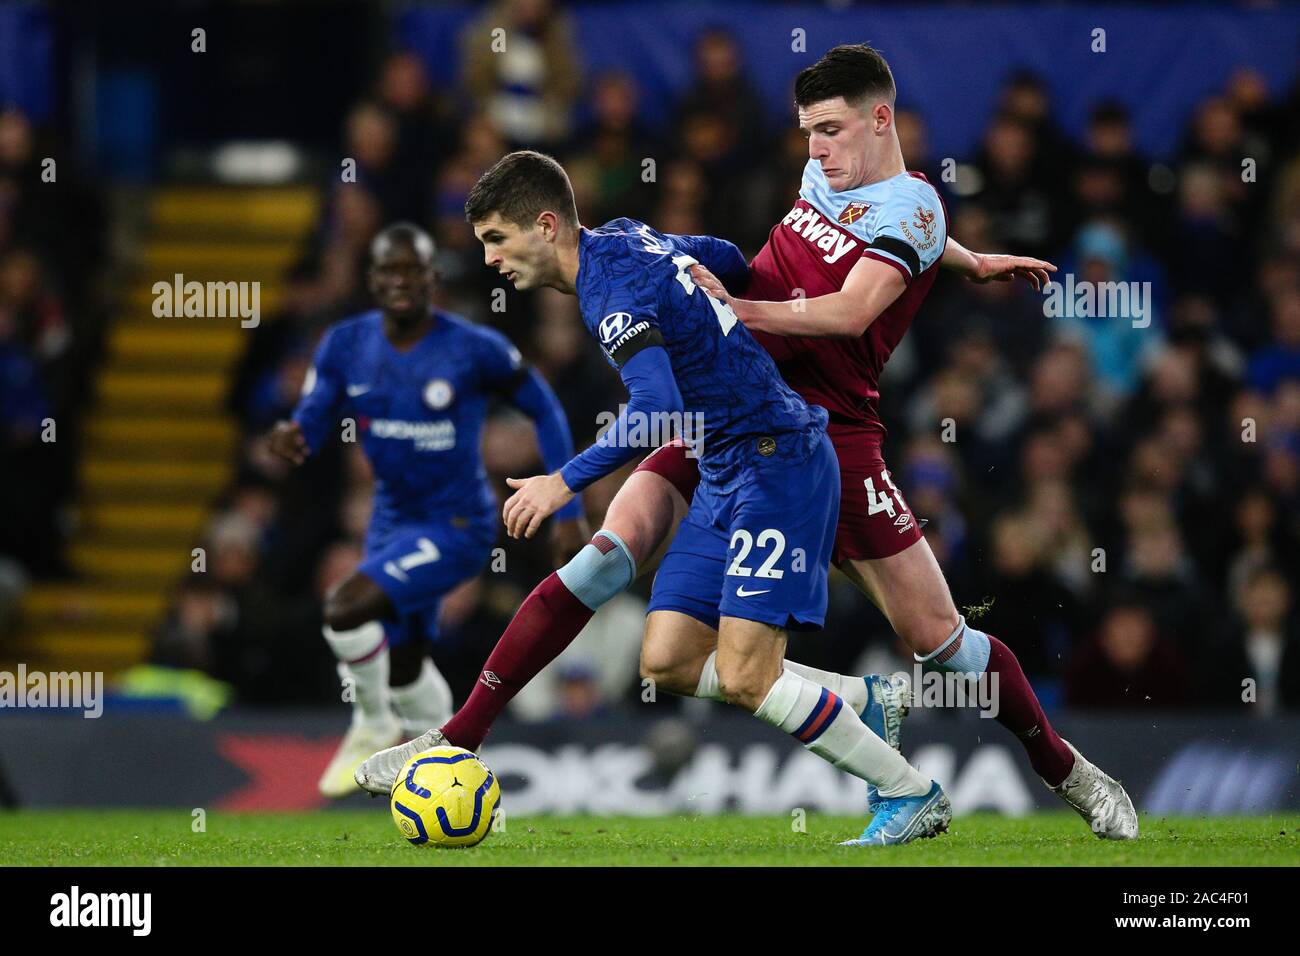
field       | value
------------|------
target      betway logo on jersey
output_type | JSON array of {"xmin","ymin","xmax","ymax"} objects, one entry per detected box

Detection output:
[
  {"xmin": 366, "ymin": 417, "xmax": 456, "ymax": 451},
  {"xmin": 599, "ymin": 311, "xmax": 651, "ymax": 355},
  {"xmin": 780, "ymin": 203, "xmax": 859, "ymax": 264}
]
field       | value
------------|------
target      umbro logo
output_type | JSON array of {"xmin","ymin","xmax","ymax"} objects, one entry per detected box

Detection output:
[{"xmin": 479, "ymin": 670, "xmax": 502, "ymax": 690}]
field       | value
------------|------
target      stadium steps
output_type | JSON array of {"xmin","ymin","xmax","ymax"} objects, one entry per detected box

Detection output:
[
  {"xmin": 108, "ymin": 324, "xmax": 246, "ymax": 368},
  {"xmin": 12, "ymin": 184, "xmax": 319, "ymax": 676},
  {"xmin": 84, "ymin": 416, "xmax": 238, "ymax": 458}
]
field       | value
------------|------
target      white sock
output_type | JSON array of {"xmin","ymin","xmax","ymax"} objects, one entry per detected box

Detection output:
[
  {"xmin": 323, "ymin": 622, "xmax": 394, "ymax": 729},
  {"xmin": 754, "ymin": 669, "xmax": 929, "ymax": 798},
  {"xmin": 695, "ymin": 651, "xmax": 870, "ymax": 714},
  {"xmin": 390, "ymin": 657, "xmax": 454, "ymax": 737}
]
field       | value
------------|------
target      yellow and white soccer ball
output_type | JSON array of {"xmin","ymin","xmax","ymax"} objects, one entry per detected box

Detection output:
[{"xmin": 390, "ymin": 746, "xmax": 501, "ymax": 848}]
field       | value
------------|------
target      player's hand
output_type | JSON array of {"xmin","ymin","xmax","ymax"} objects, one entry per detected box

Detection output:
[
  {"xmin": 966, "ymin": 253, "xmax": 1057, "ymax": 291},
  {"xmin": 688, "ymin": 264, "xmax": 733, "ymax": 307},
  {"xmin": 267, "ymin": 420, "xmax": 309, "ymax": 466},
  {"xmin": 503, "ymin": 472, "xmax": 575, "ymax": 540},
  {"xmin": 550, "ymin": 516, "xmax": 591, "ymax": 568}
]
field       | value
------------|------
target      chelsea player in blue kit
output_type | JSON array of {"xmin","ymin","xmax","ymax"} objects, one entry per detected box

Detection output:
[
  {"xmin": 268, "ymin": 223, "xmax": 588, "ymax": 797},
  {"xmin": 366, "ymin": 150, "xmax": 945, "ymax": 839}
]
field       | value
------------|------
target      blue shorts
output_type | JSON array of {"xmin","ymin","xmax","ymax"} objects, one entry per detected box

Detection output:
[
  {"xmin": 647, "ymin": 432, "xmax": 839, "ymax": 631},
  {"xmin": 359, "ymin": 519, "xmax": 495, "ymax": 647}
]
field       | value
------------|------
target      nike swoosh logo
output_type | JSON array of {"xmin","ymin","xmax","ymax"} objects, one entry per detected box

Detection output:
[
  {"xmin": 346, "ymin": 384, "xmax": 372, "ymax": 396},
  {"xmin": 735, "ymin": 586, "xmax": 771, "ymax": 597}
]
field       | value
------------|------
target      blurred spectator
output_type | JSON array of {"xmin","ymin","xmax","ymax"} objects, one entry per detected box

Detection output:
[
  {"xmin": 1246, "ymin": 287, "xmax": 1300, "ymax": 395},
  {"xmin": 1065, "ymin": 597, "xmax": 1193, "ymax": 709},
  {"xmin": 1052, "ymin": 220, "xmax": 1164, "ymax": 403},
  {"xmin": 564, "ymin": 71, "xmax": 657, "ymax": 226},
  {"xmin": 1202, "ymin": 565, "xmax": 1300, "ymax": 712},
  {"xmin": 461, "ymin": 0, "xmax": 581, "ymax": 147},
  {"xmin": 970, "ymin": 512, "xmax": 1082, "ymax": 679}
]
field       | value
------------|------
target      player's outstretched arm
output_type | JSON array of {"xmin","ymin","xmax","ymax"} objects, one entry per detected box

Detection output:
[
  {"xmin": 503, "ymin": 346, "xmax": 683, "ymax": 540},
  {"xmin": 273, "ymin": 329, "xmax": 345, "ymax": 463},
  {"xmin": 941, "ymin": 236, "xmax": 1056, "ymax": 291},
  {"xmin": 689, "ymin": 256, "xmax": 906, "ymax": 338}
]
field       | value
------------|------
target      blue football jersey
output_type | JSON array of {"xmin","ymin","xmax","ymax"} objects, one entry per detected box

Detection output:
[
  {"xmin": 293, "ymin": 310, "xmax": 526, "ymax": 535},
  {"xmin": 576, "ymin": 219, "xmax": 827, "ymax": 487}
]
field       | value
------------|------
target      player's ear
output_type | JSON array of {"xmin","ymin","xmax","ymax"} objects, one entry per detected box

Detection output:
[
  {"xmin": 536, "ymin": 211, "xmax": 557, "ymax": 242},
  {"xmin": 874, "ymin": 102, "xmax": 892, "ymax": 135}
]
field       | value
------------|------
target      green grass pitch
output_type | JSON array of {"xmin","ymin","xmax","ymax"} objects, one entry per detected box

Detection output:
[{"xmin": 1, "ymin": 810, "xmax": 1297, "ymax": 865}]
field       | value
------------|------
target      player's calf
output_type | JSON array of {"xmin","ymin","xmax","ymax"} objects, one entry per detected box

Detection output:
[{"xmin": 713, "ymin": 619, "xmax": 785, "ymax": 712}]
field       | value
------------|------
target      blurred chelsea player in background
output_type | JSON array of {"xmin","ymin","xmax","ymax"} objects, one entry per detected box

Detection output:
[{"xmin": 267, "ymin": 222, "xmax": 588, "ymax": 797}]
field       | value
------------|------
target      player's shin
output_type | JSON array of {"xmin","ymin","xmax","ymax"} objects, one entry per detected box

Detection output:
[
  {"xmin": 753, "ymin": 668, "xmax": 929, "ymax": 798},
  {"xmin": 390, "ymin": 656, "xmax": 454, "ymax": 738},
  {"xmin": 440, "ymin": 530, "xmax": 636, "ymax": 751},
  {"xmin": 319, "ymin": 621, "xmax": 402, "ymax": 797},
  {"xmin": 323, "ymin": 621, "xmax": 394, "ymax": 729}
]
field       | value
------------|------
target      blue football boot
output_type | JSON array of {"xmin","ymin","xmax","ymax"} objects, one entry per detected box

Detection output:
[{"xmin": 841, "ymin": 780, "xmax": 952, "ymax": 846}]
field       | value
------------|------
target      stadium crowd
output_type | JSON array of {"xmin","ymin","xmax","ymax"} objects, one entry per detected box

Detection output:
[
  {"xmin": 149, "ymin": 5, "xmax": 1300, "ymax": 718},
  {"xmin": 0, "ymin": 104, "xmax": 107, "ymax": 627}
]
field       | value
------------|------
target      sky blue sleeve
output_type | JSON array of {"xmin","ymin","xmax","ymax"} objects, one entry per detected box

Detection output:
[
  {"xmin": 506, "ymin": 367, "xmax": 584, "ymax": 521},
  {"xmin": 560, "ymin": 345, "xmax": 683, "ymax": 493},
  {"xmin": 291, "ymin": 328, "xmax": 345, "ymax": 455},
  {"xmin": 863, "ymin": 182, "xmax": 948, "ymax": 281}
]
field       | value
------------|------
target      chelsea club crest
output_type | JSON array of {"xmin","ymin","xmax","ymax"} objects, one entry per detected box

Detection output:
[{"xmin": 423, "ymin": 378, "xmax": 454, "ymax": 410}]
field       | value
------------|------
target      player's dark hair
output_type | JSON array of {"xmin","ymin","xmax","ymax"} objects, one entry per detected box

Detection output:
[
  {"xmin": 465, "ymin": 150, "xmax": 579, "ymax": 229},
  {"xmin": 794, "ymin": 44, "xmax": 896, "ymax": 110},
  {"xmin": 371, "ymin": 221, "xmax": 436, "ymax": 261}
]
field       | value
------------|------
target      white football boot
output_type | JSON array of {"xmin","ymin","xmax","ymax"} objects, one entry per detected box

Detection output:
[
  {"xmin": 355, "ymin": 727, "xmax": 448, "ymax": 795},
  {"xmin": 318, "ymin": 716, "xmax": 403, "ymax": 798},
  {"xmin": 1049, "ymin": 740, "xmax": 1139, "ymax": 839}
]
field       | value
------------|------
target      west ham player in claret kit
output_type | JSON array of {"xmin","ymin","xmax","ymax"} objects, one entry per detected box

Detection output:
[
  {"xmin": 267, "ymin": 223, "xmax": 588, "ymax": 797},
  {"xmin": 360, "ymin": 44, "xmax": 1136, "ymax": 844},
  {"xmin": 689, "ymin": 45, "xmax": 1138, "ymax": 838}
]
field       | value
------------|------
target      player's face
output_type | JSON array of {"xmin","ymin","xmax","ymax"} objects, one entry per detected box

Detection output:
[
  {"xmin": 369, "ymin": 239, "xmax": 435, "ymax": 319},
  {"xmin": 798, "ymin": 97, "xmax": 878, "ymax": 191},
  {"xmin": 473, "ymin": 213, "xmax": 553, "ymax": 291}
]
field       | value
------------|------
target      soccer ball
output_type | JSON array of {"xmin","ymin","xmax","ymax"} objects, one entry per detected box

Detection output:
[{"xmin": 390, "ymin": 746, "xmax": 501, "ymax": 848}]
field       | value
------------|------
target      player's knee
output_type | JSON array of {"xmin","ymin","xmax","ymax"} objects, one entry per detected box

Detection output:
[
  {"xmin": 322, "ymin": 585, "xmax": 373, "ymax": 633},
  {"xmin": 898, "ymin": 608, "xmax": 963, "ymax": 657},
  {"xmin": 323, "ymin": 572, "xmax": 392, "ymax": 633},
  {"xmin": 556, "ymin": 530, "xmax": 635, "ymax": 611},
  {"xmin": 638, "ymin": 646, "xmax": 692, "ymax": 695}
]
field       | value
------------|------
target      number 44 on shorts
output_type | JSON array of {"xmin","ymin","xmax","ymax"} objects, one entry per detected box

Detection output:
[{"xmin": 864, "ymin": 470, "xmax": 911, "ymax": 525}]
